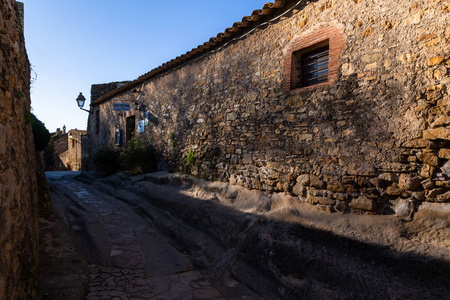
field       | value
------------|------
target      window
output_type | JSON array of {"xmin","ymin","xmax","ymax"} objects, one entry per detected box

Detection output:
[
  {"xmin": 292, "ymin": 41, "xmax": 329, "ymax": 89},
  {"xmin": 126, "ymin": 116, "xmax": 136, "ymax": 143},
  {"xmin": 284, "ymin": 25, "xmax": 345, "ymax": 92},
  {"xmin": 291, "ymin": 41, "xmax": 329, "ymax": 89}
]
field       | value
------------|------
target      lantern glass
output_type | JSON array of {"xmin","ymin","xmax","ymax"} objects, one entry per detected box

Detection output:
[{"xmin": 76, "ymin": 93, "xmax": 86, "ymax": 108}]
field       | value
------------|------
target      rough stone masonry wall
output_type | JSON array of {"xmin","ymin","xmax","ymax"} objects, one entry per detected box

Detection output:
[
  {"xmin": 92, "ymin": 0, "xmax": 450, "ymax": 218},
  {"xmin": 0, "ymin": 1, "xmax": 39, "ymax": 299}
]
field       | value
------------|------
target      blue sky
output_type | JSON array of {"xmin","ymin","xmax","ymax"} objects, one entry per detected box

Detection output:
[{"xmin": 21, "ymin": 0, "xmax": 269, "ymax": 132}]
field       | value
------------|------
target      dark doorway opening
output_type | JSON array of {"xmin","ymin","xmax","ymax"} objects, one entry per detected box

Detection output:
[{"xmin": 126, "ymin": 115, "xmax": 136, "ymax": 145}]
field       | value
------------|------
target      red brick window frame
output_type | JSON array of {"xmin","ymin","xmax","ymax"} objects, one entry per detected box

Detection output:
[{"xmin": 284, "ymin": 26, "xmax": 345, "ymax": 92}]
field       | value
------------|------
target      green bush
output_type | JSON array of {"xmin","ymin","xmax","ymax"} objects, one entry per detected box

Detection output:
[
  {"xmin": 29, "ymin": 112, "xmax": 50, "ymax": 151},
  {"xmin": 93, "ymin": 147, "xmax": 122, "ymax": 175},
  {"xmin": 120, "ymin": 137, "xmax": 157, "ymax": 174},
  {"xmin": 43, "ymin": 142, "xmax": 55, "ymax": 170},
  {"xmin": 186, "ymin": 150, "xmax": 194, "ymax": 166}
]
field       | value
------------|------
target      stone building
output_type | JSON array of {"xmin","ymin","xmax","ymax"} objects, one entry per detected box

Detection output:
[
  {"xmin": 46, "ymin": 127, "xmax": 86, "ymax": 171},
  {"xmin": 0, "ymin": 1, "xmax": 40, "ymax": 299},
  {"xmin": 86, "ymin": 0, "xmax": 450, "ymax": 218}
]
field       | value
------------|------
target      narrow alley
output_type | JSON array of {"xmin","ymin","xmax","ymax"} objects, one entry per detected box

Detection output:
[{"xmin": 40, "ymin": 172, "xmax": 261, "ymax": 299}]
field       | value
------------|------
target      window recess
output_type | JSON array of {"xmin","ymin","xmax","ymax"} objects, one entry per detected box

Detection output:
[{"xmin": 292, "ymin": 41, "xmax": 329, "ymax": 89}]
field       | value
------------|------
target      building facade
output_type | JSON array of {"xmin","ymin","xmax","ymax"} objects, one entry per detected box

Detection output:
[
  {"xmin": 85, "ymin": 0, "xmax": 450, "ymax": 216},
  {"xmin": 46, "ymin": 128, "xmax": 86, "ymax": 171}
]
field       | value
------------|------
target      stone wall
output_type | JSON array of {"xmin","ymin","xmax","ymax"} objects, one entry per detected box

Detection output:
[
  {"xmin": 0, "ymin": 0, "xmax": 39, "ymax": 299},
  {"xmin": 47, "ymin": 130, "xmax": 86, "ymax": 171},
  {"xmin": 90, "ymin": 81, "xmax": 130, "ymax": 103},
  {"xmin": 67, "ymin": 129, "xmax": 85, "ymax": 171},
  {"xmin": 88, "ymin": 0, "xmax": 450, "ymax": 219}
]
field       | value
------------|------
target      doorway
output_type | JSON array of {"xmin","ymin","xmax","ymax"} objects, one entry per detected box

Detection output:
[{"xmin": 126, "ymin": 115, "xmax": 136, "ymax": 145}]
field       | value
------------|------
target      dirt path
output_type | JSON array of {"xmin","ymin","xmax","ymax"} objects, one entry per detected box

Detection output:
[{"xmin": 40, "ymin": 172, "xmax": 450, "ymax": 299}]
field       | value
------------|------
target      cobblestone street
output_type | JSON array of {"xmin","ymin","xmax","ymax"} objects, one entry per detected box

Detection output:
[
  {"xmin": 41, "ymin": 174, "xmax": 261, "ymax": 300},
  {"xmin": 86, "ymin": 265, "xmax": 225, "ymax": 300},
  {"xmin": 39, "ymin": 172, "xmax": 450, "ymax": 300}
]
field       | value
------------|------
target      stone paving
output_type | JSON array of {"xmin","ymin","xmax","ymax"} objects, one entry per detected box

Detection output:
[
  {"xmin": 85, "ymin": 266, "xmax": 154, "ymax": 299},
  {"xmin": 59, "ymin": 180, "xmax": 228, "ymax": 299},
  {"xmin": 86, "ymin": 265, "xmax": 226, "ymax": 300}
]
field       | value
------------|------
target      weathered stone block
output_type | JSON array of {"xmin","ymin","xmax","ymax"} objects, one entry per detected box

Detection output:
[
  {"xmin": 307, "ymin": 195, "xmax": 336, "ymax": 205},
  {"xmin": 423, "ymin": 128, "xmax": 450, "ymax": 140},
  {"xmin": 428, "ymin": 56, "xmax": 444, "ymax": 66},
  {"xmin": 292, "ymin": 183, "xmax": 307, "ymax": 197},
  {"xmin": 416, "ymin": 152, "xmax": 439, "ymax": 166},
  {"xmin": 335, "ymin": 200, "xmax": 348, "ymax": 212},
  {"xmin": 440, "ymin": 160, "xmax": 450, "ymax": 176},
  {"xmin": 430, "ymin": 116, "xmax": 450, "ymax": 128},
  {"xmin": 436, "ymin": 191, "xmax": 450, "ymax": 202},
  {"xmin": 386, "ymin": 183, "xmax": 403, "ymax": 196},
  {"xmin": 435, "ymin": 180, "xmax": 450, "ymax": 188},
  {"xmin": 426, "ymin": 188, "xmax": 447, "ymax": 200},
  {"xmin": 421, "ymin": 179, "xmax": 435, "ymax": 190},
  {"xmin": 391, "ymin": 198, "xmax": 415, "ymax": 222},
  {"xmin": 242, "ymin": 153, "xmax": 252, "ymax": 164},
  {"xmin": 398, "ymin": 174, "xmax": 422, "ymax": 190},
  {"xmin": 402, "ymin": 139, "xmax": 430, "ymax": 148},
  {"xmin": 319, "ymin": 205, "xmax": 335, "ymax": 213},
  {"xmin": 420, "ymin": 164, "xmax": 436, "ymax": 178},
  {"xmin": 403, "ymin": 12, "xmax": 422, "ymax": 25},
  {"xmin": 227, "ymin": 112, "xmax": 237, "ymax": 121},
  {"xmin": 411, "ymin": 191, "xmax": 426, "ymax": 201},
  {"xmin": 379, "ymin": 173, "xmax": 396, "ymax": 182},
  {"xmin": 296, "ymin": 174, "xmax": 310, "ymax": 186},
  {"xmin": 327, "ymin": 184, "xmax": 358, "ymax": 193},
  {"xmin": 438, "ymin": 149, "xmax": 450, "ymax": 159},
  {"xmin": 310, "ymin": 175, "xmax": 326, "ymax": 189},
  {"xmin": 349, "ymin": 196, "xmax": 377, "ymax": 211}
]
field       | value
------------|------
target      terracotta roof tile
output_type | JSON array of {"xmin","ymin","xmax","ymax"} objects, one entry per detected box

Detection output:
[{"xmin": 93, "ymin": 0, "xmax": 291, "ymax": 105}]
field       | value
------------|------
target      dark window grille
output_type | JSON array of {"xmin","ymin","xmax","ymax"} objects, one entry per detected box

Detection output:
[{"xmin": 292, "ymin": 42, "xmax": 329, "ymax": 89}]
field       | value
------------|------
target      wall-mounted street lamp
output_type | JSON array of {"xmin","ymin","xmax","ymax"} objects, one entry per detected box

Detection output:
[{"xmin": 76, "ymin": 92, "xmax": 91, "ymax": 113}]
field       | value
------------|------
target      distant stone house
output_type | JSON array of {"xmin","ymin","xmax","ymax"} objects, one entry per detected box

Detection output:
[
  {"xmin": 46, "ymin": 127, "xmax": 86, "ymax": 171},
  {"xmin": 85, "ymin": 0, "xmax": 450, "ymax": 216}
]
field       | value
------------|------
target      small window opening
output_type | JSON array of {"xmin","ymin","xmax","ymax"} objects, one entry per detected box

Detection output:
[{"xmin": 292, "ymin": 40, "xmax": 329, "ymax": 89}]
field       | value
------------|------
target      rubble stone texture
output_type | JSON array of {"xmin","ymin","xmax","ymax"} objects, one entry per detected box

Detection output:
[
  {"xmin": 87, "ymin": 0, "xmax": 450, "ymax": 218},
  {"xmin": 47, "ymin": 129, "xmax": 86, "ymax": 171},
  {"xmin": 0, "ymin": 1, "xmax": 39, "ymax": 299}
]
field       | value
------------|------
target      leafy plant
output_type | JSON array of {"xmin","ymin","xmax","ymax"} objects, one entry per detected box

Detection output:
[
  {"xmin": 93, "ymin": 147, "xmax": 122, "ymax": 175},
  {"xmin": 29, "ymin": 112, "xmax": 50, "ymax": 151},
  {"xmin": 43, "ymin": 142, "xmax": 55, "ymax": 170},
  {"xmin": 120, "ymin": 137, "xmax": 157, "ymax": 174},
  {"xmin": 169, "ymin": 132, "xmax": 175, "ymax": 147},
  {"xmin": 186, "ymin": 150, "xmax": 194, "ymax": 166}
]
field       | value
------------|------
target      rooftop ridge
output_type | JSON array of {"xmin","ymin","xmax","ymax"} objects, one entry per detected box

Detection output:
[{"xmin": 92, "ymin": 0, "xmax": 293, "ymax": 105}]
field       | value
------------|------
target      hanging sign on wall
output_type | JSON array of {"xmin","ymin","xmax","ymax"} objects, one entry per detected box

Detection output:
[
  {"xmin": 145, "ymin": 111, "xmax": 149, "ymax": 126},
  {"xmin": 113, "ymin": 103, "xmax": 130, "ymax": 111},
  {"xmin": 137, "ymin": 120, "xmax": 145, "ymax": 133}
]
